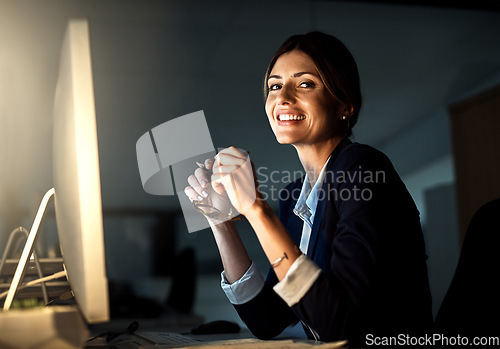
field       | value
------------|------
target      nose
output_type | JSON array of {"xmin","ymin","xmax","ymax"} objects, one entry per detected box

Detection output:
[{"xmin": 276, "ymin": 83, "xmax": 295, "ymax": 105}]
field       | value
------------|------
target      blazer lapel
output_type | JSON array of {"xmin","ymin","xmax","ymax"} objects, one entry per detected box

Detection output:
[
  {"xmin": 306, "ymin": 184, "xmax": 327, "ymax": 258},
  {"xmin": 281, "ymin": 179, "xmax": 305, "ymax": 247},
  {"xmin": 306, "ymin": 139, "xmax": 351, "ymax": 259}
]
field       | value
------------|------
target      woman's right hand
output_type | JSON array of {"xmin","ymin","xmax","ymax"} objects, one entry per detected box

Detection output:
[{"xmin": 183, "ymin": 158, "xmax": 236, "ymax": 224}]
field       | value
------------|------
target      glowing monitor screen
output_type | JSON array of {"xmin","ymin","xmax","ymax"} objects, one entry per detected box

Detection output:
[{"xmin": 52, "ymin": 18, "xmax": 109, "ymax": 324}]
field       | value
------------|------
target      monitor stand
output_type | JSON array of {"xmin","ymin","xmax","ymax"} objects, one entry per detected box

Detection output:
[
  {"xmin": 3, "ymin": 188, "xmax": 56, "ymax": 311},
  {"xmin": 0, "ymin": 226, "xmax": 49, "ymax": 304},
  {"xmin": 0, "ymin": 188, "xmax": 89, "ymax": 349}
]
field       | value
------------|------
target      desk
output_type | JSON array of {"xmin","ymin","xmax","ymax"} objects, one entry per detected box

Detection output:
[
  {"xmin": 85, "ymin": 318, "xmax": 347, "ymax": 349},
  {"xmin": 86, "ymin": 335, "xmax": 347, "ymax": 349},
  {"xmin": 0, "ymin": 305, "xmax": 347, "ymax": 348}
]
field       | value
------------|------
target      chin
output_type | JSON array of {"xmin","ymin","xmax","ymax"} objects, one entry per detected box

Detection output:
[
  {"xmin": 274, "ymin": 131, "xmax": 302, "ymax": 145},
  {"xmin": 275, "ymin": 136, "xmax": 295, "ymax": 145}
]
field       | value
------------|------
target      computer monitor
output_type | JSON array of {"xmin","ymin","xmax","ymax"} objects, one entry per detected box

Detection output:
[
  {"xmin": 52, "ymin": 18, "xmax": 109, "ymax": 324},
  {"xmin": 0, "ymin": 17, "xmax": 108, "ymax": 348}
]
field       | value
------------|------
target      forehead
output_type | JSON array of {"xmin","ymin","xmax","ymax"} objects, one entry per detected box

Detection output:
[{"xmin": 269, "ymin": 50, "xmax": 318, "ymax": 77}]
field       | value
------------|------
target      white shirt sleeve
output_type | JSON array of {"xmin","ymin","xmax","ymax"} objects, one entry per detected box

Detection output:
[
  {"xmin": 273, "ymin": 254, "xmax": 321, "ymax": 307},
  {"xmin": 220, "ymin": 261, "xmax": 265, "ymax": 305}
]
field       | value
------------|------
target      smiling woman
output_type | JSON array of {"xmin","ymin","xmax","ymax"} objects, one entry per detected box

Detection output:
[
  {"xmin": 265, "ymin": 50, "xmax": 342, "ymax": 149},
  {"xmin": 264, "ymin": 32, "xmax": 361, "ymax": 138},
  {"xmin": 184, "ymin": 31, "xmax": 433, "ymax": 346}
]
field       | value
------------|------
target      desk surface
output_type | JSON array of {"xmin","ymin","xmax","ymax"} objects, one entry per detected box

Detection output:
[
  {"xmin": 0, "ymin": 307, "xmax": 347, "ymax": 348},
  {"xmin": 85, "ymin": 319, "xmax": 348, "ymax": 349},
  {"xmin": 86, "ymin": 335, "xmax": 347, "ymax": 349}
]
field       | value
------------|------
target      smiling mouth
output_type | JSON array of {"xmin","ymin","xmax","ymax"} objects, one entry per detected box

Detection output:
[{"xmin": 278, "ymin": 114, "xmax": 306, "ymax": 121}]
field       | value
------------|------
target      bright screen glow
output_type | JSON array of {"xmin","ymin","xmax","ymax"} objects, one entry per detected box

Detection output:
[{"xmin": 52, "ymin": 18, "xmax": 109, "ymax": 324}]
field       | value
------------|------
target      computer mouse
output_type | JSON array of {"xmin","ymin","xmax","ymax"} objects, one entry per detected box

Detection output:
[{"xmin": 191, "ymin": 320, "xmax": 240, "ymax": 335}]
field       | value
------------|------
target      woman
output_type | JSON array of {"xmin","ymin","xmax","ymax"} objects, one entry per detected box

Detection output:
[{"xmin": 184, "ymin": 31, "xmax": 433, "ymax": 346}]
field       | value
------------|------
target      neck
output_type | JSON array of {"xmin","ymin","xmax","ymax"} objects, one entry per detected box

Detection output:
[{"xmin": 294, "ymin": 137, "xmax": 343, "ymax": 185}]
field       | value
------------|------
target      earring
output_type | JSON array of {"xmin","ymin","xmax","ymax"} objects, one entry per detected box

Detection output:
[{"xmin": 341, "ymin": 115, "xmax": 347, "ymax": 120}]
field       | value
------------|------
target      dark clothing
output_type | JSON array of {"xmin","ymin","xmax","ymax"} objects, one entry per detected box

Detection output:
[
  {"xmin": 234, "ymin": 140, "xmax": 433, "ymax": 346},
  {"xmin": 435, "ymin": 198, "xmax": 500, "ymax": 337}
]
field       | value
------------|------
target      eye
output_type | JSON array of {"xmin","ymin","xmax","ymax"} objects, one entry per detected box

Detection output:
[
  {"xmin": 269, "ymin": 83, "xmax": 282, "ymax": 91},
  {"xmin": 299, "ymin": 81, "xmax": 315, "ymax": 88}
]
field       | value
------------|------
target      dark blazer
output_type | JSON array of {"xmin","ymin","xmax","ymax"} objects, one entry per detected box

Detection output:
[{"xmin": 234, "ymin": 140, "xmax": 433, "ymax": 346}]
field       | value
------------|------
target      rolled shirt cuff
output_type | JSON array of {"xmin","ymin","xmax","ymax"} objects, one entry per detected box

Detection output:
[
  {"xmin": 220, "ymin": 261, "xmax": 265, "ymax": 305},
  {"xmin": 273, "ymin": 254, "xmax": 321, "ymax": 307}
]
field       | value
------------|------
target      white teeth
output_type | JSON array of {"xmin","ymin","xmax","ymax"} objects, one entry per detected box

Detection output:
[{"xmin": 279, "ymin": 114, "xmax": 306, "ymax": 121}]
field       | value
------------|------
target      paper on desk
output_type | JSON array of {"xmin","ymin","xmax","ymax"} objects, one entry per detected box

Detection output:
[{"xmin": 179, "ymin": 338, "xmax": 348, "ymax": 348}]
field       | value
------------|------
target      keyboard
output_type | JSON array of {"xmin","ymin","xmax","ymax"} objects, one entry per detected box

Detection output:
[{"xmin": 134, "ymin": 331, "xmax": 201, "ymax": 347}]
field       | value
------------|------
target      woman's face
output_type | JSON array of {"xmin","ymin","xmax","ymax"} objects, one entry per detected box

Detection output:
[{"xmin": 265, "ymin": 50, "xmax": 343, "ymax": 146}]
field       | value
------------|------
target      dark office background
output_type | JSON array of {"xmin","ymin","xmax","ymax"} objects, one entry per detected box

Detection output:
[{"xmin": 0, "ymin": 0, "xmax": 499, "ymax": 325}]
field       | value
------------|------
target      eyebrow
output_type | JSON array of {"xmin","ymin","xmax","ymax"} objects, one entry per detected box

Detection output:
[{"xmin": 267, "ymin": 71, "xmax": 318, "ymax": 81}]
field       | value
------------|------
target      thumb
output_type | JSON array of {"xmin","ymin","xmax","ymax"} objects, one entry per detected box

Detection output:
[{"xmin": 212, "ymin": 180, "xmax": 225, "ymax": 196}]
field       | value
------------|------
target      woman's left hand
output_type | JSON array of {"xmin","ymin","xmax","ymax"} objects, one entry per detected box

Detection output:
[{"xmin": 211, "ymin": 147, "xmax": 258, "ymax": 216}]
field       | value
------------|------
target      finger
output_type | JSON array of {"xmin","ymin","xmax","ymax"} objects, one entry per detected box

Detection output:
[
  {"xmin": 184, "ymin": 186, "xmax": 203, "ymax": 203},
  {"xmin": 212, "ymin": 164, "xmax": 240, "ymax": 176},
  {"xmin": 211, "ymin": 169, "xmax": 236, "ymax": 198},
  {"xmin": 215, "ymin": 153, "xmax": 247, "ymax": 167},
  {"xmin": 211, "ymin": 172, "xmax": 227, "ymax": 183},
  {"xmin": 187, "ymin": 174, "xmax": 209, "ymax": 200},
  {"xmin": 218, "ymin": 146, "xmax": 248, "ymax": 159},
  {"xmin": 194, "ymin": 167, "xmax": 210, "ymax": 188},
  {"xmin": 211, "ymin": 180, "xmax": 226, "ymax": 196},
  {"xmin": 215, "ymin": 147, "xmax": 247, "ymax": 163},
  {"xmin": 205, "ymin": 158, "xmax": 215, "ymax": 170},
  {"xmin": 217, "ymin": 148, "xmax": 247, "ymax": 161}
]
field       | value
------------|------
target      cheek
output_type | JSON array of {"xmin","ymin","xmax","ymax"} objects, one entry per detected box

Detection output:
[
  {"xmin": 265, "ymin": 98, "xmax": 279, "ymax": 135},
  {"xmin": 318, "ymin": 97, "xmax": 341, "ymax": 122},
  {"xmin": 265, "ymin": 97, "xmax": 274, "ymax": 120}
]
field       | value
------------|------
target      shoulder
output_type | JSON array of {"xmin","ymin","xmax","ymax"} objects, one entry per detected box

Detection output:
[
  {"xmin": 327, "ymin": 142, "xmax": 395, "ymax": 176},
  {"xmin": 323, "ymin": 142, "xmax": 406, "ymax": 202},
  {"xmin": 337, "ymin": 142, "xmax": 390, "ymax": 166}
]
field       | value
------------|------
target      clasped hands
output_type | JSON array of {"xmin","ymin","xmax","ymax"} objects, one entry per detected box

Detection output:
[{"xmin": 184, "ymin": 147, "xmax": 258, "ymax": 224}]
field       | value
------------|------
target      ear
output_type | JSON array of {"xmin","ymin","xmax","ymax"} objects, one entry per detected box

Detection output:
[{"xmin": 343, "ymin": 104, "xmax": 354, "ymax": 117}]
